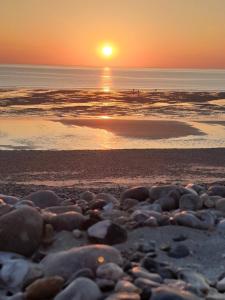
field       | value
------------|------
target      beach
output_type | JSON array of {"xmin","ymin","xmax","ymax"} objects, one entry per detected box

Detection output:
[{"xmin": 0, "ymin": 148, "xmax": 225, "ymax": 194}]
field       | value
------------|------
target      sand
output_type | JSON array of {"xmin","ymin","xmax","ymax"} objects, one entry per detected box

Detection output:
[{"xmin": 0, "ymin": 149, "xmax": 224, "ymax": 193}]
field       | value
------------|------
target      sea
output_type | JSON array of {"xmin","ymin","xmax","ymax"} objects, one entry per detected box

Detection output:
[{"xmin": 0, "ymin": 64, "xmax": 225, "ymax": 150}]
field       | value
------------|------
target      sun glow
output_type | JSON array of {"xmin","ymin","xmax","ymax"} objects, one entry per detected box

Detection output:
[{"xmin": 102, "ymin": 45, "xmax": 113, "ymax": 57}]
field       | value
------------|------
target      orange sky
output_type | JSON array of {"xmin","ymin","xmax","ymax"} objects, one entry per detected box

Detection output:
[{"xmin": 1, "ymin": 0, "xmax": 225, "ymax": 68}]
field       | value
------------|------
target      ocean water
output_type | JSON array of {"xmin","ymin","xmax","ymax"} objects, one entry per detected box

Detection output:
[
  {"xmin": 1, "ymin": 64, "xmax": 225, "ymax": 90},
  {"xmin": 0, "ymin": 64, "xmax": 225, "ymax": 150}
]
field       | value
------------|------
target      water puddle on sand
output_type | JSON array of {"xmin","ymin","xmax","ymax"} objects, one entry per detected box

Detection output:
[{"xmin": 1, "ymin": 116, "xmax": 225, "ymax": 150}]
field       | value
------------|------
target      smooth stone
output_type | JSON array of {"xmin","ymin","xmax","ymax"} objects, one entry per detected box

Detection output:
[
  {"xmin": 88, "ymin": 220, "xmax": 127, "ymax": 245},
  {"xmin": 41, "ymin": 244, "xmax": 123, "ymax": 280},
  {"xmin": 0, "ymin": 207, "xmax": 43, "ymax": 256},
  {"xmin": 134, "ymin": 277, "xmax": 160, "ymax": 289},
  {"xmin": 17, "ymin": 200, "xmax": 35, "ymax": 207},
  {"xmin": 105, "ymin": 292, "xmax": 140, "ymax": 300},
  {"xmin": 209, "ymin": 186, "xmax": 225, "ymax": 197},
  {"xmin": 96, "ymin": 278, "xmax": 115, "ymax": 291},
  {"xmin": 121, "ymin": 198, "xmax": 139, "ymax": 210},
  {"xmin": 150, "ymin": 185, "xmax": 181, "ymax": 201},
  {"xmin": 55, "ymin": 277, "xmax": 102, "ymax": 300},
  {"xmin": 206, "ymin": 288, "xmax": 225, "ymax": 300},
  {"xmin": 215, "ymin": 198, "xmax": 225, "ymax": 213},
  {"xmin": 115, "ymin": 280, "xmax": 140, "ymax": 293},
  {"xmin": 158, "ymin": 196, "xmax": 178, "ymax": 211},
  {"xmin": 24, "ymin": 190, "xmax": 62, "ymax": 209},
  {"xmin": 96, "ymin": 193, "xmax": 119, "ymax": 206},
  {"xmin": 216, "ymin": 277, "xmax": 225, "ymax": 292},
  {"xmin": 174, "ymin": 211, "xmax": 210, "ymax": 230},
  {"xmin": 97, "ymin": 263, "xmax": 123, "ymax": 281},
  {"xmin": 72, "ymin": 229, "xmax": 83, "ymax": 238},
  {"xmin": 168, "ymin": 244, "xmax": 190, "ymax": 258},
  {"xmin": 185, "ymin": 184, "xmax": 205, "ymax": 193},
  {"xmin": 0, "ymin": 252, "xmax": 43, "ymax": 293},
  {"xmin": 90, "ymin": 199, "xmax": 107, "ymax": 210},
  {"xmin": 121, "ymin": 186, "xmax": 149, "ymax": 202},
  {"xmin": 217, "ymin": 219, "xmax": 225, "ymax": 233},
  {"xmin": 44, "ymin": 205, "xmax": 82, "ymax": 214},
  {"xmin": 25, "ymin": 276, "xmax": 64, "ymax": 300},
  {"xmin": 178, "ymin": 269, "xmax": 210, "ymax": 296},
  {"xmin": 0, "ymin": 204, "xmax": 14, "ymax": 217},
  {"xmin": 201, "ymin": 194, "xmax": 216, "ymax": 208},
  {"xmin": 0, "ymin": 194, "xmax": 20, "ymax": 205},
  {"xmin": 151, "ymin": 286, "xmax": 200, "ymax": 299},
  {"xmin": 49, "ymin": 211, "xmax": 86, "ymax": 231},
  {"xmin": 131, "ymin": 266, "xmax": 163, "ymax": 283},
  {"xmin": 179, "ymin": 194, "xmax": 202, "ymax": 211},
  {"xmin": 80, "ymin": 191, "xmax": 96, "ymax": 202}
]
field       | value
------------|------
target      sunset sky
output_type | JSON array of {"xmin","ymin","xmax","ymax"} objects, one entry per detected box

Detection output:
[{"xmin": 1, "ymin": 0, "xmax": 225, "ymax": 68}]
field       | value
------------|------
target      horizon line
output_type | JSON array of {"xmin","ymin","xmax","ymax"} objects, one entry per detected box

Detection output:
[{"xmin": 1, "ymin": 62, "xmax": 225, "ymax": 71}]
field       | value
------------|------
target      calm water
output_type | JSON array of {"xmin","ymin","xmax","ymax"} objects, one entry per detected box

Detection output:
[
  {"xmin": 1, "ymin": 64, "xmax": 225, "ymax": 90},
  {"xmin": 0, "ymin": 64, "xmax": 225, "ymax": 150}
]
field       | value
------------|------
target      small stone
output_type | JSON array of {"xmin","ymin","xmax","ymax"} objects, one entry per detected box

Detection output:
[
  {"xmin": 25, "ymin": 276, "xmax": 64, "ymax": 300},
  {"xmin": 131, "ymin": 266, "xmax": 163, "ymax": 283},
  {"xmin": 72, "ymin": 229, "xmax": 83, "ymax": 238},
  {"xmin": 97, "ymin": 263, "xmax": 123, "ymax": 281},
  {"xmin": 105, "ymin": 292, "xmax": 141, "ymax": 300},
  {"xmin": 158, "ymin": 196, "xmax": 178, "ymax": 211},
  {"xmin": 134, "ymin": 277, "xmax": 160, "ymax": 289}
]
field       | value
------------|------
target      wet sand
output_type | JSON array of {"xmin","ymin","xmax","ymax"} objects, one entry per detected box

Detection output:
[{"xmin": 0, "ymin": 149, "xmax": 224, "ymax": 193}]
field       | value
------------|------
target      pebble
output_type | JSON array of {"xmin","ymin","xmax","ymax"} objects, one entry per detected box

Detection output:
[
  {"xmin": 121, "ymin": 186, "xmax": 149, "ymax": 202},
  {"xmin": 179, "ymin": 194, "xmax": 202, "ymax": 211},
  {"xmin": 25, "ymin": 276, "xmax": 64, "ymax": 300},
  {"xmin": 49, "ymin": 211, "xmax": 86, "ymax": 231},
  {"xmin": 151, "ymin": 285, "xmax": 200, "ymax": 299},
  {"xmin": 105, "ymin": 292, "xmax": 141, "ymax": 300},
  {"xmin": 115, "ymin": 280, "xmax": 140, "ymax": 293},
  {"xmin": 96, "ymin": 262, "xmax": 124, "ymax": 281},
  {"xmin": 24, "ymin": 190, "xmax": 62, "ymax": 208}
]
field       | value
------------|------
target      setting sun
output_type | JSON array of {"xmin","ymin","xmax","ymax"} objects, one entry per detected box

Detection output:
[{"xmin": 102, "ymin": 45, "xmax": 113, "ymax": 58}]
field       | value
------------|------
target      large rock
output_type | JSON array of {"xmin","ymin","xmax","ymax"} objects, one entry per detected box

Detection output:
[
  {"xmin": 55, "ymin": 277, "xmax": 102, "ymax": 300},
  {"xmin": 41, "ymin": 244, "xmax": 123, "ymax": 280},
  {"xmin": 24, "ymin": 190, "xmax": 62, "ymax": 209},
  {"xmin": 179, "ymin": 194, "xmax": 202, "ymax": 211},
  {"xmin": 49, "ymin": 211, "xmax": 86, "ymax": 231},
  {"xmin": 208, "ymin": 185, "xmax": 225, "ymax": 197},
  {"xmin": 87, "ymin": 220, "xmax": 127, "ymax": 245},
  {"xmin": 121, "ymin": 186, "xmax": 149, "ymax": 202},
  {"xmin": 0, "ymin": 207, "xmax": 43, "ymax": 256}
]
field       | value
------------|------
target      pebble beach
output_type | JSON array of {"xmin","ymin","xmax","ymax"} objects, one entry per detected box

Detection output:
[{"xmin": 1, "ymin": 167, "xmax": 225, "ymax": 299}]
